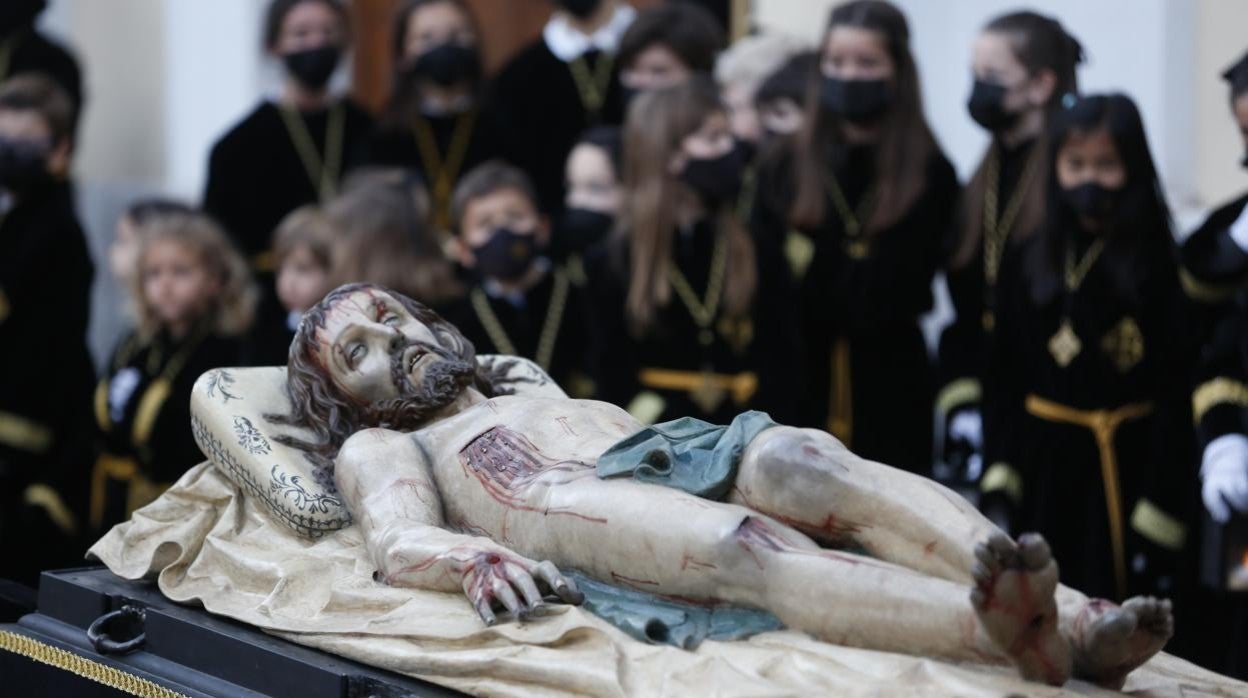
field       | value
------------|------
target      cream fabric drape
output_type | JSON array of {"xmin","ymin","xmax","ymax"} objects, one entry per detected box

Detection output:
[{"xmin": 89, "ymin": 462, "xmax": 1246, "ymax": 698}]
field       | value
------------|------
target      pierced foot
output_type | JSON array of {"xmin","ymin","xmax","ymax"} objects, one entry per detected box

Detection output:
[
  {"xmin": 1072, "ymin": 596, "xmax": 1173, "ymax": 690},
  {"xmin": 970, "ymin": 532, "xmax": 1072, "ymax": 686}
]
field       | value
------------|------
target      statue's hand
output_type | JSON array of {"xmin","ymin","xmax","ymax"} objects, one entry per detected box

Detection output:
[{"xmin": 460, "ymin": 548, "xmax": 584, "ymax": 625}]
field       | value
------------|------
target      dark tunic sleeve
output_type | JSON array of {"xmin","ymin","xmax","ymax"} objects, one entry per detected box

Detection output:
[
  {"xmin": 1193, "ymin": 298, "xmax": 1248, "ymax": 448},
  {"xmin": 1178, "ymin": 192, "xmax": 1248, "ymax": 304}
]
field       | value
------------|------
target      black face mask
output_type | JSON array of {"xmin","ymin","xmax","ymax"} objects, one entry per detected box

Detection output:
[
  {"xmin": 0, "ymin": 137, "xmax": 50, "ymax": 191},
  {"xmin": 819, "ymin": 76, "xmax": 892, "ymax": 125},
  {"xmin": 555, "ymin": 0, "xmax": 602, "ymax": 20},
  {"xmin": 474, "ymin": 227, "xmax": 539, "ymax": 281},
  {"xmin": 967, "ymin": 79, "xmax": 1020, "ymax": 133},
  {"xmin": 408, "ymin": 43, "xmax": 481, "ymax": 88},
  {"xmin": 283, "ymin": 45, "xmax": 341, "ymax": 90},
  {"xmin": 1061, "ymin": 182, "xmax": 1123, "ymax": 220},
  {"xmin": 679, "ymin": 140, "xmax": 750, "ymax": 206},
  {"xmin": 555, "ymin": 208, "xmax": 613, "ymax": 255}
]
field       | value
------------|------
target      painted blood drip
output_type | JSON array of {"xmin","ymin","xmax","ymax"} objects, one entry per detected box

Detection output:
[{"xmin": 459, "ymin": 426, "xmax": 607, "ymax": 524}]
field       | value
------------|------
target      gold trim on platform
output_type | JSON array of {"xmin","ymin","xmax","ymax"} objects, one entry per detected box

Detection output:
[{"xmin": 0, "ymin": 630, "xmax": 189, "ymax": 698}]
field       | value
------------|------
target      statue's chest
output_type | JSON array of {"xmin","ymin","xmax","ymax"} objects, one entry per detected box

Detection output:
[{"xmin": 458, "ymin": 426, "xmax": 592, "ymax": 494}]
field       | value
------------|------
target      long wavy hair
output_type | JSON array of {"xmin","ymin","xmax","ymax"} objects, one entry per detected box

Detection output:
[
  {"xmin": 950, "ymin": 11, "xmax": 1083, "ymax": 271},
  {"xmin": 268, "ymin": 283, "xmax": 514, "ymax": 483},
  {"xmin": 1023, "ymin": 94, "xmax": 1175, "ymax": 308},
  {"xmin": 130, "ymin": 211, "xmax": 257, "ymax": 340},
  {"xmin": 615, "ymin": 78, "xmax": 757, "ymax": 336},
  {"xmin": 383, "ymin": 0, "xmax": 483, "ymax": 129},
  {"xmin": 788, "ymin": 0, "xmax": 936, "ymax": 235}
]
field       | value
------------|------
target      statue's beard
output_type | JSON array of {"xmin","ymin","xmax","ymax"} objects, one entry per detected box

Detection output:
[{"xmin": 361, "ymin": 338, "xmax": 476, "ymax": 432}]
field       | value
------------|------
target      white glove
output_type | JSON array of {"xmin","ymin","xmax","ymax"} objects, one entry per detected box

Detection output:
[
  {"xmin": 949, "ymin": 409, "xmax": 983, "ymax": 451},
  {"xmin": 1201, "ymin": 433, "xmax": 1248, "ymax": 523},
  {"xmin": 1229, "ymin": 202, "xmax": 1248, "ymax": 254}
]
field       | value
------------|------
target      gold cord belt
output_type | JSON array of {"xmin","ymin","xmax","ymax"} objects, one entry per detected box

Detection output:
[
  {"xmin": 1024, "ymin": 394, "xmax": 1153, "ymax": 599},
  {"xmin": 638, "ymin": 368, "xmax": 758, "ymax": 414}
]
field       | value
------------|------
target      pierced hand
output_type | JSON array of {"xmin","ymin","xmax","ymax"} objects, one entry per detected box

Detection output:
[{"xmin": 461, "ymin": 551, "xmax": 583, "ymax": 626}]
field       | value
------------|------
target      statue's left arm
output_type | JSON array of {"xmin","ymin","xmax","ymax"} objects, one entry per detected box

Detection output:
[{"xmin": 335, "ymin": 428, "xmax": 583, "ymax": 624}]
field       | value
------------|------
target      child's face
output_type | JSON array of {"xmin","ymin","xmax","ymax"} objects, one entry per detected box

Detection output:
[
  {"xmin": 403, "ymin": 0, "xmax": 477, "ymax": 62},
  {"xmin": 459, "ymin": 187, "xmax": 546, "ymax": 257},
  {"xmin": 277, "ymin": 244, "xmax": 329, "ymax": 315},
  {"xmin": 141, "ymin": 240, "xmax": 220, "ymax": 331},
  {"xmin": 565, "ymin": 143, "xmax": 620, "ymax": 214},
  {"xmin": 109, "ymin": 214, "xmax": 140, "ymax": 285},
  {"xmin": 1055, "ymin": 127, "xmax": 1126, "ymax": 192},
  {"xmin": 274, "ymin": 0, "xmax": 343, "ymax": 55},
  {"xmin": 621, "ymin": 43, "xmax": 692, "ymax": 93},
  {"xmin": 0, "ymin": 108, "xmax": 67, "ymax": 177}
]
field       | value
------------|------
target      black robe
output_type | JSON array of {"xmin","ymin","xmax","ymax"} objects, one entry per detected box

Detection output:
[
  {"xmin": 985, "ymin": 232, "xmax": 1200, "ymax": 601},
  {"xmin": 938, "ymin": 139, "xmax": 1039, "ymax": 439},
  {"xmin": 93, "ymin": 327, "xmax": 243, "ymax": 534},
  {"xmin": 369, "ymin": 106, "xmax": 502, "ymax": 231},
  {"xmin": 489, "ymin": 42, "xmax": 625, "ymax": 214},
  {"xmin": 584, "ymin": 216, "xmax": 800, "ymax": 426},
  {"xmin": 443, "ymin": 265, "xmax": 592, "ymax": 398},
  {"xmin": 0, "ymin": 181, "xmax": 96, "ymax": 585},
  {"xmin": 754, "ymin": 143, "xmax": 958, "ymax": 473},
  {"xmin": 203, "ymin": 99, "xmax": 373, "ymax": 350}
]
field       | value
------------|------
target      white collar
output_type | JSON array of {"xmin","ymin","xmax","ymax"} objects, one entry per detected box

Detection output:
[{"xmin": 542, "ymin": 2, "xmax": 636, "ymax": 63}]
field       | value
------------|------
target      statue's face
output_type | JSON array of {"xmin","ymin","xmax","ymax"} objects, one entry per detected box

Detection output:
[{"xmin": 315, "ymin": 289, "xmax": 443, "ymax": 402}]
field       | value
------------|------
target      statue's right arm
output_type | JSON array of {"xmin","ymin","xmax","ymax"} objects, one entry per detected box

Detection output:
[{"xmin": 335, "ymin": 428, "xmax": 583, "ymax": 624}]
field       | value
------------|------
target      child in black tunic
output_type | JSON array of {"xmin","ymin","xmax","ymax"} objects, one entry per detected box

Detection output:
[
  {"xmin": 585, "ymin": 78, "xmax": 797, "ymax": 426},
  {"xmin": 246, "ymin": 205, "xmax": 335, "ymax": 366},
  {"xmin": 203, "ymin": 0, "xmax": 372, "ymax": 336},
  {"xmin": 370, "ymin": 0, "xmax": 499, "ymax": 236},
  {"xmin": 94, "ymin": 212, "xmax": 255, "ymax": 534},
  {"xmin": 938, "ymin": 12, "xmax": 1083, "ymax": 484},
  {"xmin": 752, "ymin": 0, "xmax": 958, "ymax": 473},
  {"xmin": 553, "ymin": 126, "xmax": 622, "ymax": 280},
  {"xmin": 442, "ymin": 161, "xmax": 591, "ymax": 396},
  {"xmin": 616, "ymin": 2, "xmax": 725, "ymax": 96},
  {"xmin": 985, "ymin": 94, "xmax": 1199, "ymax": 603},
  {"xmin": 0, "ymin": 75, "xmax": 94, "ymax": 585},
  {"xmin": 490, "ymin": 0, "xmax": 635, "ymax": 213}
]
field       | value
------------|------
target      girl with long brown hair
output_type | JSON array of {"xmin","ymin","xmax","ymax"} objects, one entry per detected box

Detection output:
[
  {"xmin": 586, "ymin": 77, "xmax": 797, "ymax": 425},
  {"xmin": 939, "ymin": 11, "xmax": 1083, "ymax": 483},
  {"xmin": 754, "ymin": 0, "xmax": 957, "ymax": 473},
  {"xmin": 369, "ymin": 0, "xmax": 500, "ymax": 235}
]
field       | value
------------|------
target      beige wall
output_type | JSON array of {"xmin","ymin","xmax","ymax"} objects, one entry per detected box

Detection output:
[{"xmin": 1195, "ymin": 0, "xmax": 1248, "ymax": 208}]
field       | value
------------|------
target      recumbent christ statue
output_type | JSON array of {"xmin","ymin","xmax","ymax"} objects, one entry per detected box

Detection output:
[{"xmin": 269, "ymin": 282, "xmax": 1174, "ymax": 689}]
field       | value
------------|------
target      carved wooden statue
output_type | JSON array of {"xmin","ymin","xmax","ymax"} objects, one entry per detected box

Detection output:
[{"xmin": 270, "ymin": 283, "xmax": 1174, "ymax": 688}]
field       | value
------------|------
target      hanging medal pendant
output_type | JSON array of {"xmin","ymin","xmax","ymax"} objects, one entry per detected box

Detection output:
[
  {"xmin": 1048, "ymin": 318, "xmax": 1082, "ymax": 368},
  {"xmin": 690, "ymin": 365, "xmax": 728, "ymax": 415}
]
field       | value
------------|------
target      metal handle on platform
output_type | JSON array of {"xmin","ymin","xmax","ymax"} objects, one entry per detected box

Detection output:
[{"xmin": 87, "ymin": 604, "xmax": 147, "ymax": 655}]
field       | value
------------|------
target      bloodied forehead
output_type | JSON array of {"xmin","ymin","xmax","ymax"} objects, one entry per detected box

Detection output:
[{"xmin": 315, "ymin": 290, "xmax": 438, "ymax": 361}]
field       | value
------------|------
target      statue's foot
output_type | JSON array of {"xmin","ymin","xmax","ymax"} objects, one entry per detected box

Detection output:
[
  {"xmin": 971, "ymin": 532, "xmax": 1072, "ymax": 686},
  {"xmin": 1071, "ymin": 596, "xmax": 1173, "ymax": 690}
]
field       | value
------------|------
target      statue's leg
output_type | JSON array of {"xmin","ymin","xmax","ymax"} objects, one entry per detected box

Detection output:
[
  {"xmin": 729, "ymin": 426, "xmax": 1004, "ymax": 583},
  {"xmin": 728, "ymin": 427, "xmax": 1168, "ymax": 684},
  {"xmin": 521, "ymin": 477, "xmax": 1068, "ymax": 683}
]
